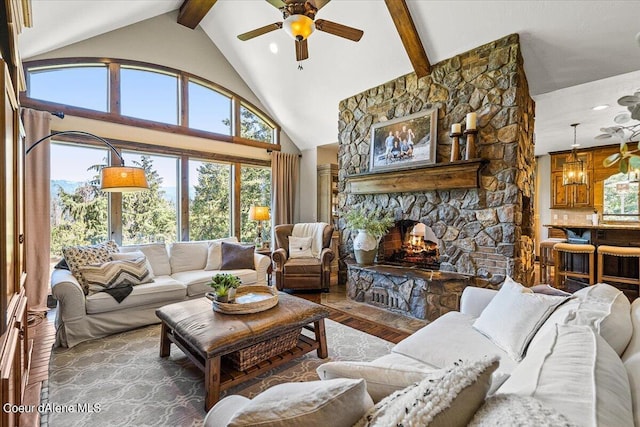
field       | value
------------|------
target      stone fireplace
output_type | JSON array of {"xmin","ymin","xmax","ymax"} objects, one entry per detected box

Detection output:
[{"xmin": 337, "ymin": 34, "xmax": 536, "ymax": 318}]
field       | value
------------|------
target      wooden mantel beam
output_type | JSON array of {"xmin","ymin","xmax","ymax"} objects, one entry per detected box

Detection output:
[
  {"xmin": 384, "ymin": 0, "xmax": 431, "ymax": 78},
  {"xmin": 177, "ymin": 0, "xmax": 218, "ymax": 29}
]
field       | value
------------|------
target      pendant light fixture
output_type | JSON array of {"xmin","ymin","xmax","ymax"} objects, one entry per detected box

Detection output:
[{"xmin": 563, "ymin": 123, "xmax": 587, "ymax": 185}]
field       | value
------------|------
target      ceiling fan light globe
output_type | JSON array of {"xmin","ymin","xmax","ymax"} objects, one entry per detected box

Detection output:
[{"xmin": 283, "ymin": 14, "xmax": 315, "ymax": 40}]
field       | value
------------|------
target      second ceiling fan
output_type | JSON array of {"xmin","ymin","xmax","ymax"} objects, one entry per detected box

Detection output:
[{"xmin": 238, "ymin": 0, "xmax": 364, "ymax": 61}]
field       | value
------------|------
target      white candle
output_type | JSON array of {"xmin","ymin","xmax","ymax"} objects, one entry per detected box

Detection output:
[
  {"xmin": 451, "ymin": 123, "xmax": 461, "ymax": 134},
  {"xmin": 466, "ymin": 112, "xmax": 477, "ymax": 130}
]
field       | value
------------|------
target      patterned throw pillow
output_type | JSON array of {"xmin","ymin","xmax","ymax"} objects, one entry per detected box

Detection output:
[
  {"xmin": 79, "ymin": 257, "xmax": 153, "ymax": 295},
  {"xmin": 62, "ymin": 241, "xmax": 119, "ymax": 292},
  {"xmin": 355, "ymin": 358, "xmax": 498, "ymax": 427}
]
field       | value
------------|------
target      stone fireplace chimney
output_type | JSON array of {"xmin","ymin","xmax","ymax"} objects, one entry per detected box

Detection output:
[{"xmin": 337, "ymin": 34, "xmax": 535, "ymax": 287}]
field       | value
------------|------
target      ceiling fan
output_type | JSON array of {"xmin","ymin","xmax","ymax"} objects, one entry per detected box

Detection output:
[{"xmin": 237, "ymin": 0, "xmax": 364, "ymax": 61}]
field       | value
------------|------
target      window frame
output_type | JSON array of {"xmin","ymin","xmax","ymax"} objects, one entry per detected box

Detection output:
[{"xmin": 22, "ymin": 57, "xmax": 281, "ymax": 151}]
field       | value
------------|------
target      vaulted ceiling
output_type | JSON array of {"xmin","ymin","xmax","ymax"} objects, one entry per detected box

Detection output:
[{"xmin": 19, "ymin": 0, "xmax": 640, "ymax": 155}]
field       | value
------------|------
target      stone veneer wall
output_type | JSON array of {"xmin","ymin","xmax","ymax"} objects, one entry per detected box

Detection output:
[{"xmin": 337, "ymin": 34, "xmax": 536, "ymax": 287}]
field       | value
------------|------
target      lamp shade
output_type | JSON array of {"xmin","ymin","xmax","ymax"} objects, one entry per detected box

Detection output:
[
  {"xmin": 283, "ymin": 14, "xmax": 315, "ymax": 40},
  {"xmin": 249, "ymin": 206, "xmax": 270, "ymax": 221},
  {"xmin": 100, "ymin": 166, "xmax": 149, "ymax": 192}
]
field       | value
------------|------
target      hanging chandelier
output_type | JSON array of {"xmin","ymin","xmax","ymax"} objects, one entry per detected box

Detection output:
[{"xmin": 563, "ymin": 123, "xmax": 587, "ymax": 185}]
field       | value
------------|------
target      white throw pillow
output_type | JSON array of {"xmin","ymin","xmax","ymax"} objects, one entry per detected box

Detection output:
[
  {"xmin": 289, "ymin": 236, "xmax": 314, "ymax": 258},
  {"xmin": 469, "ymin": 394, "xmax": 574, "ymax": 426},
  {"xmin": 355, "ymin": 358, "xmax": 498, "ymax": 427},
  {"xmin": 316, "ymin": 360, "xmax": 441, "ymax": 403},
  {"xmin": 497, "ymin": 324, "xmax": 634, "ymax": 427},
  {"xmin": 472, "ymin": 277, "xmax": 568, "ymax": 361},
  {"xmin": 205, "ymin": 237, "xmax": 238, "ymax": 271},
  {"xmin": 110, "ymin": 251, "xmax": 155, "ymax": 278},
  {"xmin": 227, "ymin": 378, "xmax": 373, "ymax": 427},
  {"xmin": 169, "ymin": 241, "xmax": 208, "ymax": 273},
  {"xmin": 120, "ymin": 243, "xmax": 171, "ymax": 276}
]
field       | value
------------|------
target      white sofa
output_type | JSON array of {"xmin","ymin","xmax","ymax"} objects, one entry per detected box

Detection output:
[
  {"xmin": 51, "ymin": 238, "xmax": 271, "ymax": 348},
  {"xmin": 206, "ymin": 282, "xmax": 640, "ymax": 426}
]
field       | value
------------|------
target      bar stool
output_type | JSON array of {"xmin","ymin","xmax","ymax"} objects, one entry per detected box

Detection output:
[
  {"xmin": 597, "ymin": 245, "xmax": 640, "ymax": 295},
  {"xmin": 539, "ymin": 238, "xmax": 567, "ymax": 284},
  {"xmin": 554, "ymin": 243, "xmax": 596, "ymax": 290}
]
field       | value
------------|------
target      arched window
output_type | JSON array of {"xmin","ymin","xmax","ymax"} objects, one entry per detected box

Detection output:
[{"xmin": 23, "ymin": 58, "xmax": 279, "ymax": 147}]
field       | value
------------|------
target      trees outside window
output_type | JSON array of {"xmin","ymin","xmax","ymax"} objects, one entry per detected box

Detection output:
[
  {"xmin": 240, "ymin": 166, "xmax": 271, "ymax": 243},
  {"xmin": 189, "ymin": 160, "xmax": 232, "ymax": 240}
]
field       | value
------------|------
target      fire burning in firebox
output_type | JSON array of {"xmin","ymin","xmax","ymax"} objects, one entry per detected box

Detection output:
[{"xmin": 380, "ymin": 221, "xmax": 440, "ymax": 269}]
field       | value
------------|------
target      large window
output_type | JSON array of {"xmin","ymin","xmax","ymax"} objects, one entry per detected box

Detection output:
[
  {"xmin": 24, "ymin": 59, "xmax": 279, "ymax": 148},
  {"xmin": 50, "ymin": 143, "xmax": 109, "ymax": 260},
  {"xmin": 189, "ymin": 160, "xmax": 232, "ymax": 240},
  {"xmin": 120, "ymin": 67, "xmax": 179, "ymax": 125},
  {"xmin": 603, "ymin": 172, "xmax": 640, "ymax": 221},
  {"xmin": 240, "ymin": 166, "xmax": 272, "ymax": 243},
  {"xmin": 29, "ymin": 65, "xmax": 108, "ymax": 112},
  {"xmin": 121, "ymin": 152, "xmax": 179, "ymax": 245},
  {"xmin": 188, "ymin": 79, "xmax": 231, "ymax": 135}
]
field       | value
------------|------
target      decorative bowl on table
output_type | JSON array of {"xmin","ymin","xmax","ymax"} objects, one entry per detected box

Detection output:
[{"xmin": 205, "ymin": 285, "xmax": 278, "ymax": 314}]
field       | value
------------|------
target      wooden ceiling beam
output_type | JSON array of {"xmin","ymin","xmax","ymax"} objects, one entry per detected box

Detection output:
[
  {"xmin": 384, "ymin": 0, "xmax": 430, "ymax": 78},
  {"xmin": 177, "ymin": 0, "xmax": 218, "ymax": 29}
]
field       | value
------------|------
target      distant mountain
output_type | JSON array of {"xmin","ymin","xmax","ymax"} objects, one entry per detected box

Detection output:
[
  {"xmin": 50, "ymin": 179, "xmax": 179, "ymax": 205},
  {"xmin": 50, "ymin": 180, "xmax": 82, "ymax": 197}
]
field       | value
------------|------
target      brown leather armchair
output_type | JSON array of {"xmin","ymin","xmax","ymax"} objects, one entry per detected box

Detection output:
[{"xmin": 272, "ymin": 223, "xmax": 335, "ymax": 292}]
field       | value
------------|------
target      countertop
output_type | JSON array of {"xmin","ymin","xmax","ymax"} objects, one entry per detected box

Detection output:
[{"xmin": 544, "ymin": 223, "xmax": 640, "ymax": 231}]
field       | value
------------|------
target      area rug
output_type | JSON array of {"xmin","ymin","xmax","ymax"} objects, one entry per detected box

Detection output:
[{"xmin": 44, "ymin": 320, "xmax": 393, "ymax": 427}]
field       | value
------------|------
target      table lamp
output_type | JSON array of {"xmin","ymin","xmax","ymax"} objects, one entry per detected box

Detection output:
[{"xmin": 249, "ymin": 206, "xmax": 270, "ymax": 249}]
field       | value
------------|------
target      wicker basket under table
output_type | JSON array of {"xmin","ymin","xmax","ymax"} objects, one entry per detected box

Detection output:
[{"xmin": 225, "ymin": 328, "xmax": 301, "ymax": 371}]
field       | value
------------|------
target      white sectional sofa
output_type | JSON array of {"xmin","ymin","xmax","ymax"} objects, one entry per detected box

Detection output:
[
  {"xmin": 51, "ymin": 238, "xmax": 271, "ymax": 348},
  {"xmin": 206, "ymin": 282, "xmax": 640, "ymax": 426}
]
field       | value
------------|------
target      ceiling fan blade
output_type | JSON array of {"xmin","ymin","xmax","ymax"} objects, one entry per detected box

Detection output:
[
  {"xmin": 237, "ymin": 22, "xmax": 283, "ymax": 41},
  {"xmin": 308, "ymin": 0, "xmax": 331, "ymax": 11},
  {"xmin": 314, "ymin": 19, "xmax": 363, "ymax": 42},
  {"xmin": 296, "ymin": 39, "xmax": 309, "ymax": 61},
  {"xmin": 265, "ymin": 0, "xmax": 287, "ymax": 9}
]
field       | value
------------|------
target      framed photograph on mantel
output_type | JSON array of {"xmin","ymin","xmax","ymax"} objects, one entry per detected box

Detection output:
[{"xmin": 369, "ymin": 108, "xmax": 438, "ymax": 173}]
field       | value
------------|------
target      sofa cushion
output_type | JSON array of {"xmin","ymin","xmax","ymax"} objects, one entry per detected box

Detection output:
[
  {"xmin": 317, "ymin": 358, "xmax": 439, "ymax": 403},
  {"xmin": 284, "ymin": 257, "xmax": 322, "ymax": 275},
  {"xmin": 169, "ymin": 241, "xmax": 208, "ymax": 273},
  {"xmin": 289, "ymin": 236, "xmax": 314, "ymax": 259},
  {"xmin": 472, "ymin": 277, "xmax": 567, "ymax": 361},
  {"xmin": 567, "ymin": 283, "xmax": 632, "ymax": 356},
  {"xmin": 85, "ymin": 275, "xmax": 186, "ymax": 315},
  {"xmin": 62, "ymin": 240, "xmax": 119, "ymax": 291},
  {"xmin": 205, "ymin": 237, "xmax": 239, "ymax": 271},
  {"xmin": 624, "ymin": 354, "xmax": 640, "ymax": 427},
  {"xmin": 171, "ymin": 269, "xmax": 258, "ymax": 297},
  {"xmin": 227, "ymin": 378, "xmax": 373, "ymax": 427},
  {"xmin": 80, "ymin": 257, "xmax": 153, "ymax": 295},
  {"xmin": 120, "ymin": 243, "xmax": 171, "ymax": 276},
  {"xmin": 623, "ymin": 298, "xmax": 640, "ymax": 361},
  {"xmin": 497, "ymin": 324, "xmax": 634, "ymax": 427},
  {"xmin": 221, "ymin": 242, "xmax": 255, "ymax": 270},
  {"xmin": 355, "ymin": 358, "xmax": 497, "ymax": 427},
  {"xmin": 469, "ymin": 394, "xmax": 574, "ymax": 426},
  {"xmin": 392, "ymin": 311, "xmax": 515, "ymax": 390}
]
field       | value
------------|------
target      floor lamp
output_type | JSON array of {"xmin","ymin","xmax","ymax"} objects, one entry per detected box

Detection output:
[
  {"xmin": 249, "ymin": 206, "xmax": 270, "ymax": 249},
  {"xmin": 26, "ymin": 130, "xmax": 149, "ymax": 192}
]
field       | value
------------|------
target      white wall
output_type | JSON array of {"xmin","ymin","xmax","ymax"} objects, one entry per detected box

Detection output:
[
  {"xmin": 536, "ymin": 155, "xmax": 551, "ymax": 253},
  {"xmin": 299, "ymin": 148, "xmax": 318, "ymax": 222},
  {"xmin": 27, "ymin": 11, "xmax": 301, "ymax": 159}
]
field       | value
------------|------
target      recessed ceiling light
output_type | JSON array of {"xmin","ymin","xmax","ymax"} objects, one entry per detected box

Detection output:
[
  {"xmin": 592, "ymin": 104, "xmax": 610, "ymax": 111},
  {"xmin": 269, "ymin": 42, "xmax": 278, "ymax": 54}
]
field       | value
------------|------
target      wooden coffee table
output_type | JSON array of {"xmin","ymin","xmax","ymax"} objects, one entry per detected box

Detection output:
[{"xmin": 156, "ymin": 293, "xmax": 330, "ymax": 410}]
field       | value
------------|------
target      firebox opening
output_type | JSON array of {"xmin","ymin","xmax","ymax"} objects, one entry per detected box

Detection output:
[{"xmin": 379, "ymin": 220, "xmax": 440, "ymax": 270}]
